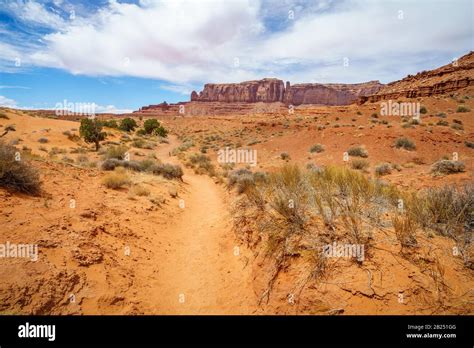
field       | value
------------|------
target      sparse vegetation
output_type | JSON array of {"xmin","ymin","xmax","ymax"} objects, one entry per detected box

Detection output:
[
  {"xmin": 375, "ymin": 162, "xmax": 392, "ymax": 176},
  {"xmin": 351, "ymin": 159, "xmax": 369, "ymax": 171},
  {"xmin": 395, "ymin": 137, "xmax": 416, "ymax": 151},
  {"xmin": 430, "ymin": 160, "xmax": 465, "ymax": 175},
  {"xmin": 102, "ymin": 167, "xmax": 131, "ymax": 189},
  {"xmin": 347, "ymin": 146, "xmax": 368, "ymax": 158},
  {"xmin": 0, "ymin": 142, "xmax": 41, "ymax": 195},
  {"xmin": 456, "ymin": 105, "xmax": 470, "ymax": 113},
  {"xmin": 309, "ymin": 144, "xmax": 324, "ymax": 153}
]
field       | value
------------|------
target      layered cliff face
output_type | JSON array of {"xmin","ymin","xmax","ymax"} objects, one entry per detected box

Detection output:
[
  {"xmin": 190, "ymin": 79, "xmax": 383, "ymax": 106},
  {"xmin": 283, "ymin": 81, "xmax": 383, "ymax": 105},
  {"xmin": 191, "ymin": 78, "xmax": 285, "ymax": 103},
  {"xmin": 359, "ymin": 51, "xmax": 474, "ymax": 103}
]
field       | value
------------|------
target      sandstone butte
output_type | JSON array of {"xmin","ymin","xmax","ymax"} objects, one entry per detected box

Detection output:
[{"xmin": 135, "ymin": 51, "xmax": 473, "ymax": 115}]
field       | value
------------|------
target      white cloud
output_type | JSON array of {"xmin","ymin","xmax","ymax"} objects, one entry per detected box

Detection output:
[
  {"xmin": 0, "ymin": 96, "xmax": 18, "ymax": 108},
  {"xmin": 94, "ymin": 104, "xmax": 133, "ymax": 114},
  {"xmin": 3, "ymin": 0, "xmax": 472, "ymax": 85},
  {"xmin": 8, "ymin": 0, "xmax": 67, "ymax": 30}
]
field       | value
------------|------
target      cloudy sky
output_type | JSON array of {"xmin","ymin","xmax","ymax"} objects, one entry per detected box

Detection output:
[{"xmin": 0, "ymin": 0, "xmax": 472, "ymax": 112}]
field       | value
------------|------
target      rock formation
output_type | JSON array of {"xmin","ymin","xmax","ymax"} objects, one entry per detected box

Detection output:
[
  {"xmin": 190, "ymin": 79, "xmax": 383, "ymax": 105},
  {"xmin": 191, "ymin": 78, "xmax": 285, "ymax": 103},
  {"xmin": 359, "ymin": 51, "xmax": 474, "ymax": 103}
]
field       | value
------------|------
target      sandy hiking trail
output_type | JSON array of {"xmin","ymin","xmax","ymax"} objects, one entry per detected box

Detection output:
[{"xmin": 127, "ymin": 135, "xmax": 259, "ymax": 314}]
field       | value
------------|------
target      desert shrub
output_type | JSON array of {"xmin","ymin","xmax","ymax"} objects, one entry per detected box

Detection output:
[
  {"xmin": 0, "ymin": 142, "xmax": 41, "ymax": 195},
  {"xmin": 80, "ymin": 118, "xmax": 106, "ymax": 151},
  {"xmin": 309, "ymin": 144, "xmax": 324, "ymax": 153},
  {"xmin": 49, "ymin": 147, "xmax": 67, "ymax": 156},
  {"xmin": 104, "ymin": 145, "xmax": 128, "ymax": 160},
  {"xmin": 149, "ymin": 163, "xmax": 183, "ymax": 180},
  {"xmin": 394, "ymin": 137, "xmax": 416, "ymax": 150},
  {"xmin": 188, "ymin": 153, "xmax": 215, "ymax": 175},
  {"xmin": 280, "ymin": 152, "xmax": 290, "ymax": 160},
  {"xmin": 347, "ymin": 146, "xmax": 368, "ymax": 158},
  {"xmin": 375, "ymin": 162, "xmax": 392, "ymax": 176},
  {"xmin": 371, "ymin": 113, "xmax": 378, "ymax": 118},
  {"xmin": 38, "ymin": 137, "xmax": 49, "ymax": 144},
  {"xmin": 0, "ymin": 113, "xmax": 9, "ymax": 119},
  {"xmin": 436, "ymin": 120, "xmax": 449, "ymax": 126},
  {"xmin": 435, "ymin": 112, "xmax": 447, "ymax": 118},
  {"xmin": 142, "ymin": 118, "xmax": 168, "ymax": 137},
  {"xmin": 451, "ymin": 123, "xmax": 464, "ymax": 130},
  {"xmin": 101, "ymin": 158, "xmax": 122, "ymax": 171},
  {"xmin": 351, "ymin": 159, "xmax": 369, "ymax": 170},
  {"xmin": 101, "ymin": 119, "xmax": 119, "ymax": 129},
  {"xmin": 419, "ymin": 106, "xmax": 427, "ymax": 114},
  {"xmin": 465, "ymin": 141, "xmax": 474, "ymax": 148},
  {"xmin": 102, "ymin": 167, "xmax": 131, "ymax": 189},
  {"xmin": 119, "ymin": 118, "xmax": 138, "ymax": 132},
  {"xmin": 431, "ymin": 160, "xmax": 465, "ymax": 175},
  {"xmin": 132, "ymin": 138, "xmax": 155, "ymax": 149},
  {"xmin": 456, "ymin": 105, "xmax": 470, "ymax": 113},
  {"xmin": 227, "ymin": 169, "xmax": 256, "ymax": 194}
]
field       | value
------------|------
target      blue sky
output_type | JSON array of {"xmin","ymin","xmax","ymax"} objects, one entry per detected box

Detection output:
[{"xmin": 0, "ymin": 0, "xmax": 472, "ymax": 112}]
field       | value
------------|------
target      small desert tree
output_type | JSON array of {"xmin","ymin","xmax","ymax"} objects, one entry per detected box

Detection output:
[
  {"xmin": 79, "ymin": 118, "xmax": 106, "ymax": 151},
  {"xmin": 143, "ymin": 119, "xmax": 168, "ymax": 137},
  {"xmin": 120, "ymin": 118, "xmax": 138, "ymax": 132}
]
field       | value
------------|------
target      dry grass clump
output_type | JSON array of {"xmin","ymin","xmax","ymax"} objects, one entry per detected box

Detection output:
[
  {"xmin": 351, "ymin": 159, "xmax": 369, "ymax": 171},
  {"xmin": 102, "ymin": 167, "xmax": 131, "ymax": 189},
  {"xmin": 149, "ymin": 163, "xmax": 184, "ymax": 180},
  {"xmin": 103, "ymin": 145, "xmax": 128, "ymax": 160},
  {"xmin": 129, "ymin": 184, "xmax": 150, "ymax": 197},
  {"xmin": 395, "ymin": 137, "xmax": 416, "ymax": 150},
  {"xmin": 187, "ymin": 153, "xmax": 215, "ymax": 176},
  {"xmin": 430, "ymin": 160, "xmax": 465, "ymax": 175},
  {"xmin": 393, "ymin": 214, "xmax": 418, "ymax": 249},
  {"xmin": 347, "ymin": 146, "xmax": 368, "ymax": 158},
  {"xmin": 0, "ymin": 142, "xmax": 41, "ymax": 195},
  {"xmin": 375, "ymin": 162, "xmax": 392, "ymax": 176},
  {"xmin": 309, "ymin": 144, "xmax": 324, "ymax": 153},
  {"xmin": 101, "ymin": 158, "xmax": 183, "ymax": 180}
]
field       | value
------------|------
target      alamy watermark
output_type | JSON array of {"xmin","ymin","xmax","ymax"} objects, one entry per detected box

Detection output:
[
  {"xmin": 217, "ymin": 147, "xmax": 257, "ymax": 167},
  {"xmin": 0, "ymin": 241, "xmax": 38, "ymax": 261},
  {"xmin": 380, "ymin": 100, "xmax": 420, "ymax": 119},
  {"xmin": 54, "ymin": 99, "xmax": 97, "ymax": 117},
  {"xmin": 323, "ymin": 242, "xmax": 365, "ymax": 262}
]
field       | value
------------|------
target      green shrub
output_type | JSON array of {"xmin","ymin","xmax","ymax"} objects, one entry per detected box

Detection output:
[
  {"xmin": 119, "ymin": 118, "xmax": 138, "ymax": 132},
  {"xmin": 80, "ymin": 118, "xmax": 106, "ymax": 151}
]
